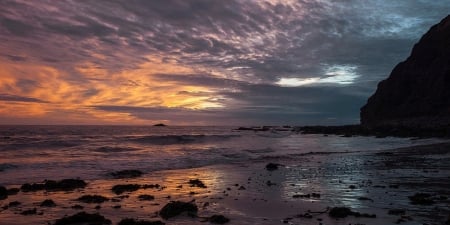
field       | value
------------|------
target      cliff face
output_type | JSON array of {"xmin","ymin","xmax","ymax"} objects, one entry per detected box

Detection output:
[{"xmin": 361, "ymin": 15, "xmax": 450, "ymax": 128}]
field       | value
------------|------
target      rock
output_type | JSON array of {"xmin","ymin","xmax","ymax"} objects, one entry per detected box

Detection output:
[
  {"xmin": 110, "ymin": 170, "xmax": 143, "ymax": 179},
  {"xmin": 112, "ymin": 184, "xmax": 141, "ymax": 195},
  {"xmin": 358, "ymin": 197, "xmax": 373, "ymax": 201},
  {"xmin": 7, "ymin": 188, "xmax": 19, "ymax": 195},
  {"xmin": 388, "ymin": 209, "xmax": 406, "ymax": 215},
  {"xmin": 142, "ymin": 184, "xmax": 163, "ymax": 190},
  {"xmin": 293, "ymin": 194, "xmax": 310, "ymax": 198},
  {"xmin": 408, "ymin": 193, "xmax": 435, "ymax": 205},
  {"xmin": 53, "ymin": 212, "xmax": 111, "ymax": 225},
  {"xmin": 71, "ymin": 204, "xmax": 84, "ymax": 210},
  {"xmin": 329, "ymin": 207, "xmax": 376, "ymax": 218},
  {"xmin": 153, "ymin": 123, "xmax": 167, "ymax": 127},
  {"xmin": 77, "ymin": 195, "xmax": 109, "ymax": 203},
  {"xmin": 159, "ymin": 201, "xmax": 198, "ymax": 219},
  {"xmin": 21, "ymin": 179, "xmax": 87, "ymax": 192},
  {"xmin": 361, "ymin": 15, "xmax": 450, "ymax": 129},
  {"xmin": 0, "ymin": 186, "xmax": 7, "ymax": 200},
  {"xmin": 265, "ymin": 163, "xmax": 280, "ymax": 171},
  {"xmin": 329, "ymin": 207, "xmax": 352, "ymax": 218},
  {"xmin": 208, "ymin": 215, "xmax": 230, "ymax": 224},
  {"xmin": 138, "ymin": 194, "xmax": 155, "ymax": 201},
  {"xmin": 40, "ymin": 199, "xmax": 56, "ymax": 207},
  {"xmin": 296, "ymin": 213, "xmax": 313, "ymax": 218},
  {"xmin": 20, "ymin": 208, "xmax": 37, "ymax": 215},
  {"xmin": 188, "ymin": 179, "xmax": 207, "ymax": 188},
  {"xmin": 118, "ymin": 218, "xmax": 165, "ymax": 225},
  {"xmin": 8, "ymin": 201, "xmax": 21, "ymax": 207}
]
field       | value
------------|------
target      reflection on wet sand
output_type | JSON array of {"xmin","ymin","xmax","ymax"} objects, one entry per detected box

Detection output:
[{"xmin": 1, "ymin": 143, "xmax": 449, "ymax": 225}]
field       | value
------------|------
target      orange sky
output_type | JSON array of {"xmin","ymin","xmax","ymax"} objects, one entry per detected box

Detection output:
[{"xmin": 1, "ymin": 1, "xmax": 448, "ymax": 125}]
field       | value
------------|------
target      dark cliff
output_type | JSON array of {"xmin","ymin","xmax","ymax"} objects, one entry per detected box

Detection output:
[{"xmin": 361, "ymin": 15, "xmax": 450, "ymax": 128}]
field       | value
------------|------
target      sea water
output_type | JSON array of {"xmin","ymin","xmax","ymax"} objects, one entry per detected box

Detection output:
[{"xmin": 0, "ymin": 125, "xmax": 441, "ymax": 185}]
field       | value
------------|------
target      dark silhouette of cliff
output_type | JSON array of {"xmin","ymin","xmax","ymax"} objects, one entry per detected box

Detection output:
[{"xmin": 361, "ymin": 15, "xmax": 450, "ymax": 128}]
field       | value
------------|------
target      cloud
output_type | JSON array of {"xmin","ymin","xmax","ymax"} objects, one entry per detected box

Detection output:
[
  {"xmin": 0, "ymin": 94, "xmax": 48, "ymax": 103},
  {"xmin": 0, "ymin": 0, "xmax": 449, "ymax": 124}
]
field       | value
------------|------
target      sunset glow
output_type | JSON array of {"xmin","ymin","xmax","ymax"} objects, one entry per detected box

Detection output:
[{"xmin": 1, "ymin": 0, "xmax": 449, "ymax": 125}]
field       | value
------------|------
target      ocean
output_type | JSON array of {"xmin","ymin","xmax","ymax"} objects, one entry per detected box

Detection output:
[{"xmin": 0, "ymin": 125, "xmax": 441, "ymax": 185}]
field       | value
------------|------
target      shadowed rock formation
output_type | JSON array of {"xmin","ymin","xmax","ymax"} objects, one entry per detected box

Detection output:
[{"xmin": 361, "ymin": 15, "xmax": 450, "ymax": 128}]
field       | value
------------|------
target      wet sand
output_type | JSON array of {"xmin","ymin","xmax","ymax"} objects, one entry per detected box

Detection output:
[{"xmin": 1, "ymin": 142, "xmax": 449, "ymax": 225}]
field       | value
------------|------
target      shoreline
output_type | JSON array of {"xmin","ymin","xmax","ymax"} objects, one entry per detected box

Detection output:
[{"xmin": 1, "ymin": 142, "xmax": 449, "ymax": 225}]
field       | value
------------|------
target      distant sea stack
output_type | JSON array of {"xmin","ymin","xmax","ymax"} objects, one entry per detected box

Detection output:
[{"xmin": 361, "ymin": 15, "xmax": 450, "ymax": 128}]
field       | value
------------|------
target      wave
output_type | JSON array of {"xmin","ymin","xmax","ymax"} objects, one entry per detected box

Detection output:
[
  {"xmin": 125, "ymin": 134, "xmax": 240, "ymax": 145},
  {"xmin": 93, "ymin": 146, "xmax": 140, "ymax": 153},
  {"xmin": 0, "ymin": 163, "xmax": 18, "ymax": 172},
  {"xmin": 0, "ymin": 139, "xmax": 81, "ymax": 150}
]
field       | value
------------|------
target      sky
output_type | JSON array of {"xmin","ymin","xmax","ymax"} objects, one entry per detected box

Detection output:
[{"xmin": 0, "ymin": 0, "xmax": 449, "ymax": 125}]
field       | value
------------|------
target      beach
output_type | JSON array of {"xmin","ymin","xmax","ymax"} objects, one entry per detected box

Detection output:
[{"xmin": 0, "ymin": 126, "xmax": 449, "ymax": 225}]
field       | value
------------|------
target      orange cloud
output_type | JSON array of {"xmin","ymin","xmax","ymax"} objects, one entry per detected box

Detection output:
[{"xmin": 0, "ymin": 56, "xmax": 225, "ymax": 124}]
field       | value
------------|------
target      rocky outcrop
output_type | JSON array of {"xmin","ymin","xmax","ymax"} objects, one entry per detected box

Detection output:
[{"xmin": 361, "ymin": 15, "xmax": 450, "ymax": 128}]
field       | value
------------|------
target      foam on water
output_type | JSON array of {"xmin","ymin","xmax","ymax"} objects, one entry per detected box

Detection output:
[{"xmin": 0, "ymin": 125, "xmax": 443, "ymax": 185}]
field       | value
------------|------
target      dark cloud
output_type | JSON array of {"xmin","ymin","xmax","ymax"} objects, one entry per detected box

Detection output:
[
  {"xmin": 0, "ymin": 94, "xmax": 48, "ymax": 103},
  {"xmin": 1, "ymin": 0, "xmax": 449, "ymax": 124},
  {"xmin": 4, "ymin": 54, "xmax": 27, "ymax": 62}
]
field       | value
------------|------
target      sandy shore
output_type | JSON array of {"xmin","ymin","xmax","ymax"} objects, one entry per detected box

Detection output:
[{"xmin": 1, "ymin": 142, "xmax": 449, "ymax": 225}]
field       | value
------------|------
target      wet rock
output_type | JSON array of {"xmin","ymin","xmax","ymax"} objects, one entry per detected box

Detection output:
[
  {"xmin": 159, "ymin": 201, "xmax": 198, "ymax": 219},
  {"xmin": 329, "ymin": 207, "xmax": 376, "ymax": 218},
  {"xmin": 388, "ymin": 209, "xmax": 406, "ymax": 215},
  {"xmin": 138, "ymin": 194, "xmax": 155, "ymax": 201},
  {"xmin": 311, "ymin": 193, "xmax": 321, "ymax": 198},
  {"xmin": 8, "ymin": 201, "xmax": 21, "ymax": 207},
  {"xmin": 296, "ymin": 213, "xmax": 313, "ymax": 218},
  {"xmin": 119, "ymin": 218, "xmax": 165, "ymax": 225},
  {"xmin": 408, "ymin": 193, "xmax": 435, "ymax": 205},
  {"xmin": 0, "ymin": 186, "xmax": 7, "ymax": 200},
  {"xmin": 7, "ymin": 188, "xmax": 19, "ymax": 195},
  {"xmin": 112, "ymin": 184, "xmax": 141, "ymax": 195},
  {"xmin": 293, "ymin": 194, "xmax": 310, "ymax": 198},
  {"xmin": 188, "ymin": 179, "xmax": 207, "ymax": 188},
  {"xmin": 358, "ymin": 197, "xmax": 373, "ymax": 201},
  {"xmin": 142, "ymin": 184, "xmax": 164, "ymax": 190},
  {"xmin": 329, "ymin": 207, "xmax": 353, "ymax": 218},
  {"xmin": 238, "ymin": 186, "xmax": 246, "ymax": 190},
  {"xmin": 71, "ymin": 204, "xmax": 84, "ymax": 210},
  {"xmin": 40, "ymin": 199, "xmax": 56, "ymax": 207},
  {"xmin": 53, "ymin": 212, "xmax": 111, "ymax": 225},
  {"xmin": 349, "ymin": 185, "xmax": 356, "ymax": 189},
  {"xmin": 208, "ymin": 215, "xmax": 230, "ymax": 224},
  {"xmin": 20, "ymin": 208, "xmax": 37, "ymax": 215},
  {"xmin": 113, "ymin": 205, "xmax": 121, "ymax": 209},
  {"xmin": 110, "ymin": 170, "xmax": 143, "ymax": 179},
  {"xmin": 77, "ymin": 195, "xmax": 109, "ymax": 203},
  {"xmin": 265, "ymin": 163, "xmax": 281, "ymax": 171},
  {"xmin": 21, "ymin": 179, "xmax": 87, "ymax": 192},
  {"xmin": 266, "ymin": 181, "xmax": 276, "ymax": 186}
]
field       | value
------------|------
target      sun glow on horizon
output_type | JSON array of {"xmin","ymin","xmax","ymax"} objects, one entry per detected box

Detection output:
[{"xmin": 0, "ymin": 56, "xmax": 225, "ymax": 124}]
